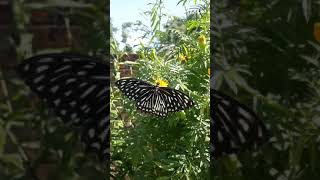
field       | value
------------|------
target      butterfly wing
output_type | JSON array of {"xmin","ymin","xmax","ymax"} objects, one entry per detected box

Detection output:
[
  {"xmin": 211, "ymin": 89, "xmax": 269, "ymax": 159},
  {"xmin": 158, "ymin": 87, "xmax": 194, "ymax": 112},
  {"xmin": 136, "ymin": 89, "xmax": 169, "ymax": 117},
  {"xmin": 115, "ymin": 78, "xmax": 167, "ymax": 116},
  {"xmin": 17, "ymin": 53, "xmax": 110, "ymax": 161},
  {"xmin": 115, "ymin": 78, "xmax": 194, "ymax": 117},
  {"xmin": 115, "ymin": 78, "xmax": 155, "ymax": 101}
]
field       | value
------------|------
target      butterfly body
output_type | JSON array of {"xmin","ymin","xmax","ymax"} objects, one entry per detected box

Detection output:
[{"xmin": 115, "ymin": 78, "xmax": 194, "ymax": 117}]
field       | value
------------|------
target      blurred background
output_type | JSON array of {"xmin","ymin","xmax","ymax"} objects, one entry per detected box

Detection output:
[
  {"xmin": 0, "ymin": 0, "xmax": 108, "ymax": 179},
  {"xmin": 212, "ymin": 0, "xmax": 320, "ymax": 180}
]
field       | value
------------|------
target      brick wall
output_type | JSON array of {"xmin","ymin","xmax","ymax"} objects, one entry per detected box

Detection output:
[
  {"xmin": 0, "ymin": 2, "xmax": 104, "ymax": 179},
  {"xmin": 0, "ymin": 1, "xmax": 84, "ymax": 67},
  {"xmin": 119, "ymin": 53, "xmax": 139, "ymax": 78},
  {"xmin": 29, "ymin": 8, "xmax": 81, "ymax": 51}
]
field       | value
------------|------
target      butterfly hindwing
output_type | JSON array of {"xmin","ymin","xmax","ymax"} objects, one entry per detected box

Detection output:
[
  {"xmin": 211, "ymin": 89, "xmax": 269, "ymax": 158},
  {"xmin": 137, "ymin": 89, "xmax": 168, "ymax": 116},
  {"xmin": 159, "ymin": 88, "xmax": 194, "ymax": 112},
  {"xmin": 17, "ymin": 53, "xmax": 110, "ymax": 161}
]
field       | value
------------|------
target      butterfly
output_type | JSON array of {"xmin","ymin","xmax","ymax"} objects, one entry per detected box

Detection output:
[
  {"xmin": 211, "ymin": 88, "xmax": 269, "ymax": 159},
  {"xmin": 115, "ymin": 78, "xmax": 194, "ymax": 117},
  {"xmin": 17, "ymin": 53, "xmax": 110, "ymax": 161}
]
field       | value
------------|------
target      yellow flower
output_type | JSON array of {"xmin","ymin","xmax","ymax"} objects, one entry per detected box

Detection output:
[
  {"xmin": 314, "ymin": 22, "xmax": 320, "ymax": 43},
  {"xmin": 178, "ymin": 53, "xmax": 187, "ymax": 62},
  {"xmin": 198, "ymin": 34, "xmax": 206, "ymax": 46},
  {"xmin": 155, "ymin": 78, "xmax": 169, "ymax": 87}
]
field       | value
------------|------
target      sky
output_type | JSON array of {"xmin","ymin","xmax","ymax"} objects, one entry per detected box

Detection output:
[{"xmin": 110, "ymin": 0, "xmax": 189, "ymax": 49}]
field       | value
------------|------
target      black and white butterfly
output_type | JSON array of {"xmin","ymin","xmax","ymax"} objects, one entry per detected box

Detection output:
[
  {"xmin": 211, "ymin": 88, "xmax": 269, "ymax": 159},
  {"xmin": 17, "ymin": 53, "xmax": 110, "ymax": 161},
  {"xmin": 115, "ymin": 78, "xmax": 194, "ymax": 117}
]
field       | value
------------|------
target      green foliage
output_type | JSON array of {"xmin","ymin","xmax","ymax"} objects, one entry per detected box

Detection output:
[
  {"xmin": 111, "ymin": 0, "xmax": 210, "ymax": 179},
  {"xmin": 0, "ymin": 0, "xmax": 108, "ymax": 179},
  {"xmin": 212, "ymin": 0, "xmax": 320, "ymax": 179}
]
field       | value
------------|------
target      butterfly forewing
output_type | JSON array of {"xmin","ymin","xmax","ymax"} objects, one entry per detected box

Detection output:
[
  {"xmin": 115, "ymin": 78, "xmax": 154, "ymax": 101},
  {"xmin": 17, "ymin": 53, "xmax": 110, "ymax": 161},
  {"xmin": 211, "ymin": 89, "xmax": 269, "ymax": 159},
  {"xmin": 115, "ymin": 78, "xmax": 194, "ymax": 117}
]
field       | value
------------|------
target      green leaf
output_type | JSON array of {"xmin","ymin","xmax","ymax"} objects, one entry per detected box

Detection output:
[
  {"xmin": 300, "ymin": 55, "xmax": 319, "ymax": 67},
  {"xmin": 302, "ymin": 0, "xmax": 311, "ymax": 23}
]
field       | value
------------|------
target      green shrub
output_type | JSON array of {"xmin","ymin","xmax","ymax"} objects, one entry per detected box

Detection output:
[{"xmin": 111, "ymin": 0, "xmax": 210, "ymax": 179}]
